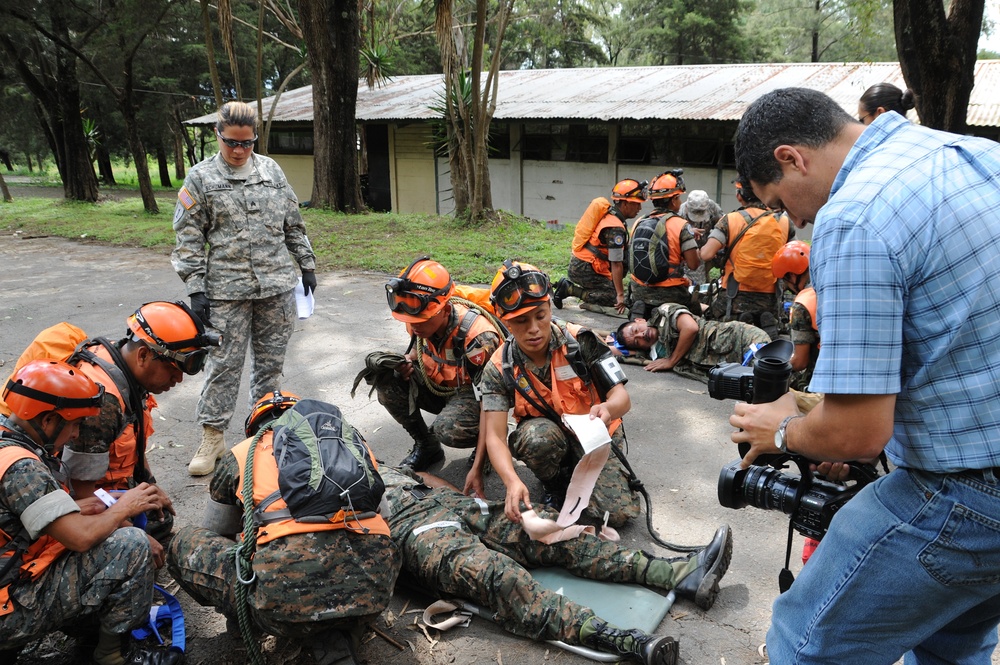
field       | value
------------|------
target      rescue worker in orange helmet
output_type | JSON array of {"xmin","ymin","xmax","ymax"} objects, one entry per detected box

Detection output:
[
  {"xmin": 376, "ymin": 257, "xmax": 502, "ymax": 485},
  {"xmin": 166, "ymin": 392, "xmax": 399, "ymax": 657},
  {"xmin": 555, "ymin": 178, "xmax": 648, "ymax": 315},
  {"xmin": 479, "ymin": 260, "xmax": 641, "ymax": 527},
  {"xmin": 0, "ymin": 301, "xmax": 214, "ymax": 557},
  {"xmin": 0, "ymin": 360, "xmax": 175, "ymax": 665},
  {"xmin": 699, "ymin": 177, "xmax": 794, "ymax": 339},
  {"xmin": 772, "ymin": 241, "xmax": 818, "ymax": 392},
  {"xmin": 66, "ymin": 301, "xmax": 217, "ymax": 550},
  {"xmin": 626, "ymin": 170, "xmax": 701, "ymax": 320}
]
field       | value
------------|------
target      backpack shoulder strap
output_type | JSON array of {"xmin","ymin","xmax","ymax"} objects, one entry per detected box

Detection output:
[{"xmin": 452, "ymin": 308, "xmax": 480, "ymax": 365}]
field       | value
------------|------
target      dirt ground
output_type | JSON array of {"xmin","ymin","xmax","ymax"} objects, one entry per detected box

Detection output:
[{"xmin": 0, "ymin": 233, "xmax": 935, "ymax": 665}]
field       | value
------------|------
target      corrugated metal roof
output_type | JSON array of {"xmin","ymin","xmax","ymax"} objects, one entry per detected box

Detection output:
[{"xmin": 185, "ymin": 61, "xmax": 1000, "ymax": 127}]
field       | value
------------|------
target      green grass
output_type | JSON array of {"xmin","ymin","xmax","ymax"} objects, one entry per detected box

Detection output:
[{"xmin": 1, "ymin": 196, "xmax": 575, "ymax": 283}]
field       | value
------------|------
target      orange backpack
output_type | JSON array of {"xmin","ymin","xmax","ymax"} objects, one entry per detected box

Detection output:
[
  {"xmin": 571, "ymin": 197, "xmax": 612, "ymax": 253},
  {"xmin": 0, "ymin": 322, "xmax": 88, "ymax": 417}
]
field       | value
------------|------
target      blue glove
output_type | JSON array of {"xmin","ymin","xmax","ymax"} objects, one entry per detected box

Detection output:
[{"xmin": 301, "ymin": 270, "xmax": 317, "ymax": 296}]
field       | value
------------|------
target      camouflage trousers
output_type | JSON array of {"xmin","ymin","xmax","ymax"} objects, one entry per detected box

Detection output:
[
  {"xmin": 567, "ymin": 256, "xmax": 616, "ymax": 306},
  {"xmin": 0, "ymin": 528, "xmax": 153, "ymax": 649},
  {"xmin": 705, "ymin": 289, "xmax": 778, "ymax": 326},
  {"xmin": 376, "ymin": 376, "xmax": 480, "ymax": 449},
  {"xmin": 388, "ymin": 486, "xmax": 647, "ymax": 644},
  {"xmin": 509, "ymin": 418, "xmax": 640, "ymax": 528},
  {"xmin": 197, "ymin": 290, "xmax": 296, "ymax": 430},
  {"xmin": 166, "ymin": 526, "xmax": 399, "ymax": 638},
  {"xmin": 673, "ymin": 320, "xmax": 772, "ymax": 383},
  {"xmin": 628, "ymin": 283, "xmax": 692, "ymax": 321}
]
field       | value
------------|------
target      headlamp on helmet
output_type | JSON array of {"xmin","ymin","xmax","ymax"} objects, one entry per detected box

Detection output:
[
  {"xmin": 385, "ymin": 257, "xmax": 455, "ymax": 323},
  {"xmin": 245, "ymin": 390, "xmax": 300, "ymax": 436},
  {"xmin": 127, "ymin": 301, "xmax": 221, "ymax": 376},
  {"xmin": 490, "ymin": 260, "xmax": 552, "ymax": 319},
  {"xmin": 648, "ymin": 169, "xmax": 686, "ymax": 199}
]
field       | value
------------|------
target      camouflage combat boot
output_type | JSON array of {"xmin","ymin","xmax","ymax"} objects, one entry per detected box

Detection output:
[
  {"xmin": 634, "ymin": 524, "xmax": 732, "ymax": 610},
  {"xmin": 580, "ymin": 617, "xmax": 679, "ymax": 665}
]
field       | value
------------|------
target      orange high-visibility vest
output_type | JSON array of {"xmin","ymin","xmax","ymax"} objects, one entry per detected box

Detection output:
[
  {"xmin": 0, "ymin": 439, "xmax": 70, "ymax": 616},
  {"xmin": 492, "ymin": 322, "xmax": 621, "ymax": 435}
]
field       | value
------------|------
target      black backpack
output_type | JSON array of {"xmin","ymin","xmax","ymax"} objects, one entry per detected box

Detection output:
[
  {"xmin": 254, "ymin": 399, "xmax": 385, "ymax": 525},
  {"xmin": 628, "ymin": 214, "xmax": 684, "ymax": 284}
]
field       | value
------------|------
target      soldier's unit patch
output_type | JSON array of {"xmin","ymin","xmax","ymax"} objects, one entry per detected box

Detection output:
[
  {"xmin": 178, "ymin": 187, "xmax": 197, "ymax": 210},
  {"xmin": 465, "ymin": 348, "xmax": 486, "ymax": 366}
]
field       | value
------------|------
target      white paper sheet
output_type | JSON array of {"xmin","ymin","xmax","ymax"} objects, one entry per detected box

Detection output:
[
  {"xmin": 294, "ymin": 277, "xmax": 315, "ymax": 319},
  {"xmin": 561, "ymin": 413, "xmax": 612, "ymax": 454}
]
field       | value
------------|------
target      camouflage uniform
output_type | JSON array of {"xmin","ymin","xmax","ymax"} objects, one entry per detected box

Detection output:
[
  {"xmin": 171, "ymin": 153, "xmax": 316, "ymax": 429},
  {"xmin": 789, "ymin": 300, "xmax": 819, "ymax": 392},
  {"xmin": 679, "ymin": 198, "xmax": 724, "ymax": 289},
  {"xmin": 381, "ymin": 466, "xmax": 693, "ymax": 645},
  {"xmin": 377, "ymin": 304, "xmax": 501, "ymax": 449},
  {"xmin": 568, "ymin": 256, "xmax": 618, "ymax": 306},
  {"xmin": 704, "ymin": 211, "xmax": 794, "ymax": 325},
  {"xmin": 648, "ymin": 303, "xmax": 771, "ymax": 383},
  {"xmin": 0, "ymin": 418, "xmax": 153, "ymax": 649},
  {"xmin": 479, "ymin": 322, "xmax": 641, "ymax": 527},
  {"xmin": 166, "ymin": 450, "xmax": 399, "ymax": 638},
  {"xmin": 62, "ymin": 343, "xmax": 174, "ymax": 541}
]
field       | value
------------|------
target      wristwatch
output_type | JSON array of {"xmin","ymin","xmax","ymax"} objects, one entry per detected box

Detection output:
[{"xmin": 774, "ymin": 415, "xmax": 802, "ymax": 453}]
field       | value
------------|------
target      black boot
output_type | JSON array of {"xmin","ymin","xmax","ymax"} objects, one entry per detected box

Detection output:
[
  {"xmin": 540, "ymin": 466, "xmax": 572, "ymax": 510},
  {"xmin": 400, "ymin": 444, "xmax": 445, "ymax": 471},
  {"xmin": 399, "ymin": 420, "xmax": 445, "ymax": 471},
  {"xmin": 553, "ymin": 278, "xmax": 571, "ymax": 309},
  {"xmin": 581, "ymin": 618, "xmax": 679, "ymax": 665},
  {"xmin": 674, "ymin": 524, "xmax": 733, "ymax": 610},
  {"xmin": 123, "ymin": 641, "xmax": 184, "ymax": 665}
]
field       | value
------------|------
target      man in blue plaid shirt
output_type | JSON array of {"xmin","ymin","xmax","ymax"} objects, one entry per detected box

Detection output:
[{"xmin": 727, "ymin": 87, "xmax": 1000, "ymax": 664}]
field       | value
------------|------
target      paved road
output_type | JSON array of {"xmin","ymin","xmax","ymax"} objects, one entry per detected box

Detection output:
[{"xmin": 0, "ymin": 235, "xmax": 816, "ymax": 665}]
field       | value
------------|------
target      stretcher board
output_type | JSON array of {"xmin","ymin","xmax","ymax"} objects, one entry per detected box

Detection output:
[{"xmin": 458, "ymin": 569, "xmax": 674, "ymax": 663}]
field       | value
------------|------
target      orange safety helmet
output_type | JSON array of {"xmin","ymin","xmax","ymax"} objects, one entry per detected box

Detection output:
[
  {"xmin": 611, "ymin": 178, "xmax": 648, "ymax": 203},
  {"xmin": 772, "ymin": 241, "xmax": 811, "ymax": 279},
  {"xmin": 244, "ymin": 390, "xmax": 300, "ymax": 436},
  {"xmin": 490, "ymin": 260, "xmax": 551, "ymax": 320},
  {"xmin": 648, "ymin": 169, "xmax": 686, "ymax": 199},
  {"xmin": 126, "ymin": 301, "xmax": 220, "ymax": 375},
  {"xmin": 3, "ymin": 359, "xmax": 104, "ymax": 422},
  {"xmin": 385, "ymin": 257, "xmax": 455, "ymax": 323}
]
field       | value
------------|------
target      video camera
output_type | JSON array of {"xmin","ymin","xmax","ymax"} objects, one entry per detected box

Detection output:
[{"xmin": 708, "ymin": 340, "xmax": 879, "ymax": 541}]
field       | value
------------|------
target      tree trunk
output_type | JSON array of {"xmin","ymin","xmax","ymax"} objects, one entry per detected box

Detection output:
[
  {"xmin": 0, "ymin": 150, "xmax": 12, "ymax": 171},
  {"xmin": 121, "ymin": 55, "xmax": 158, "ymax": 213},
  {"xmin": 0, "ymin": 170, "xmax": 12, "ymax": 203},
  {"xmin": 298, "ymin": 0, "xmax": 362, "ymax": 211},
  {"xmin": 200, "ymin": 0, "xmax": 224, "ymax": 108},
  {"xmin": 26, "ymin": 154, "xmax": 33, "ymax": 172},
  {"xmin": 96, "ymin": 144, "xmax": 116, "ymax": 185},
  {"xmin": 173, "ymin": 129, "xmax": 186, "ymax": 180},
  {"xmin": 155, "ymin": 141, "xmax": 172, "ymax": 188},
  {"xmin": 894, "ymin": 0, "xmax": 984, "ymax": 132},
  {"xmin": 54, "ymin": 50, "xmax": 98, "ymax": 201}
]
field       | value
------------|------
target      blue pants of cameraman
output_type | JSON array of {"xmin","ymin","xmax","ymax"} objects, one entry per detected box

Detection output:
[{"xmin": 767, "ymin": 467, "xmax": 1000, "ymax": 664}]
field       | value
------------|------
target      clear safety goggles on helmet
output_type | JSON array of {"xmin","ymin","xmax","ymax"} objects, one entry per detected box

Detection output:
[
  {"xmin": 131, "ymin": 301, "xmax": 221, "ymax": 376},
  {"xmin": 491, "ymin": 262, "xmax": 551, "ymax": 314},
  {"xmin": 385, "ymin": 256, "xmax": 453, "ymax": 317}
]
